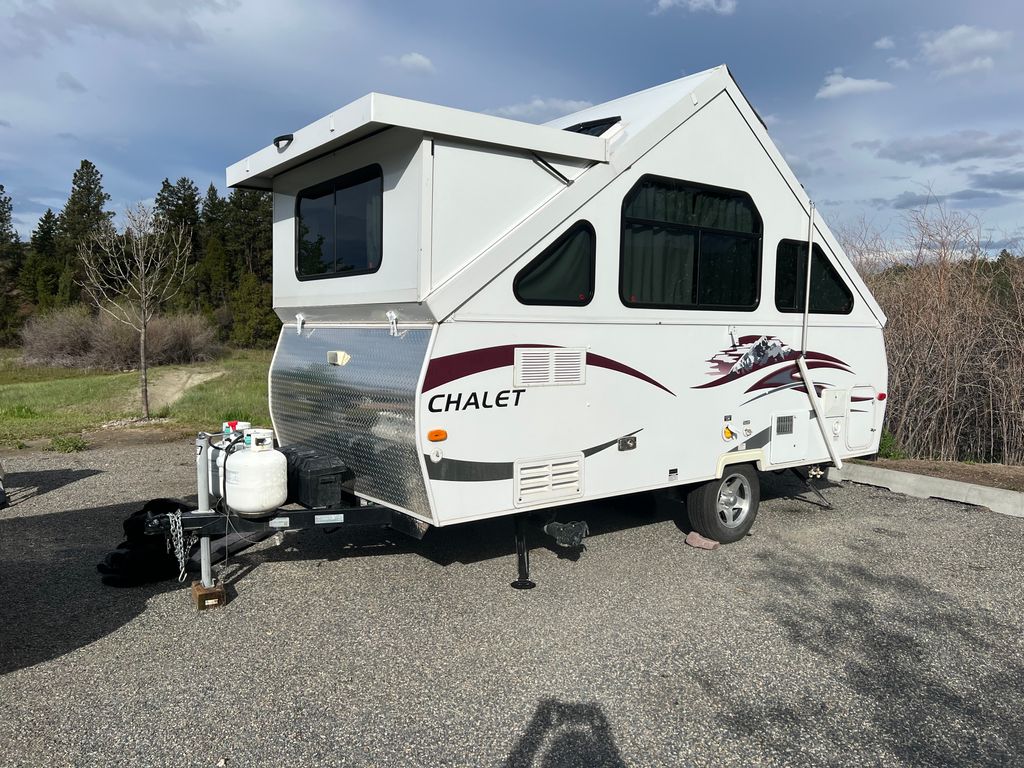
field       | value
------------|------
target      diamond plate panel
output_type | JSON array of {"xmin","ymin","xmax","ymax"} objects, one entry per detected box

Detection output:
[{"xmin": 270, "ymin": 326, "xmax": 432, "ymax": 518}]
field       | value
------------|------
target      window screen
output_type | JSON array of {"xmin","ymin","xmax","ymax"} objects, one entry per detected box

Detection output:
[
  {"xmin": 775, "ymin": 240, "xmax": 854, "ymax": 314},
  {"xmin": 620, "ymin": 176, "xmax": 761, "ymax": 310},
  {"xmin": 296, "ymin": 164, "xmax": 382, "ymax": 280},
  {"xmin": 514, "ymin": 222, "xmax": 595, "ymax": 306}
]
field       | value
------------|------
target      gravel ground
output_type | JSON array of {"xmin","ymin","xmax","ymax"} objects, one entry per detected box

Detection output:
[{"xmin": 1, "ymin": 444, "xmax": 1022, "ymax": 767}]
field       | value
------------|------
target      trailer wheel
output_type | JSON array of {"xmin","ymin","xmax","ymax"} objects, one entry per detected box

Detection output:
[{"xmin": 686, "ymin": 464, "xmax": 760, "ymax": 544}]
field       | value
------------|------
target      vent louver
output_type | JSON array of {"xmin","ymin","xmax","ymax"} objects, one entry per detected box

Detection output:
[
  {"xmin": 513, "ymin": 348, "xmax": 586, "ymax": 387},
  {"xmin": 514, "ymin": 454, "xmax": 583, "ymax": 507},
  {"xmin": 776, "ymin": 415, "xmax": 795, "ymax": 435}
]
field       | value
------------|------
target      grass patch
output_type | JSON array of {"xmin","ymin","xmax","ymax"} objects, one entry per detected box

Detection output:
[
  {"xmin": 0, "ymin": 348, "xmax": 273, "ymax": 445},
  {"xmin": 46, "ymin": 435, "xmax": 89, "ymax": 453},
  {"xmin": 167, "ymin": 349, "xmax": 272, "ymax": 431}
]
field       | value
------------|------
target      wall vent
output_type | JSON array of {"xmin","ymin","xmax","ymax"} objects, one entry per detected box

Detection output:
[
  {"xmin": 775, "ymin": 415, "xmax": 795, "ymax": 435},
  {"xmin": 514, "ymin": 348, "xmax": 586, "ymax": 387},
  {"xmin": 514, "ymin": 454, "xmax": 583, "ymax": 507}
]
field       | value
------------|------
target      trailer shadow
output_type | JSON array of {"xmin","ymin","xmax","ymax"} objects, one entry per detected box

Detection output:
[
  {"xmin": 503, "ymin": 698, "xmax": 626, "ymax": 768},
  {"xmin": 691, "ymin": 547, "xmax": 1024, "ymax": 765},
  {"xmin": 1, "ymin": 468, "xmax": 103, "ymax": 507},
  {"xmin": 0, "ymin": 499, "xmax": 180, "ymax": 676},
  {"xmin": 232, "ymin": 470, "xmax": 836, "ymax": 577}
]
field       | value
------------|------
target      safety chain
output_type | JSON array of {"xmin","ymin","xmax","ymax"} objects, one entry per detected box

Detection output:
[{"xmin": 168, "ymin": 510, "xmax": 198, "ymax": 583}]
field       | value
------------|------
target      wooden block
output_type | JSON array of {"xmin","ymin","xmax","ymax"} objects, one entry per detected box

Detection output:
[{"xmin": 191, "ymin": 580, "xmax": 228, "ymax": 610}]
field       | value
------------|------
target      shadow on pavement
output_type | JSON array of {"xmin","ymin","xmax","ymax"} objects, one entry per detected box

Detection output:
[
  {"xmin": 503, "ymin": 699, "xmax": 626, "ymax": 768},
  {"xmin": 693, "ymin": 548, "xmax": 1024, "ymax": 765},
  {"xmin": 1, "ymin": 468, "xmax": 103, "ymax": 507},
  {"xmin": 0, "ymin": 499, "xmax": 180, "ymax": 676}
]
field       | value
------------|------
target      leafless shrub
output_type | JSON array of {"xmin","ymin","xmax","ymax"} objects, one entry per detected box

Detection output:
[
  {"xmin": 845, "ymin": 204, "xmax": 1024, "ymax": 464},
  {"xmin": 20, "ymin": 306, "xmax": 96, "ymax": 367},
  {"xmin": 21, "ymin": 310, "xmax": 223, "ymax": 371}
]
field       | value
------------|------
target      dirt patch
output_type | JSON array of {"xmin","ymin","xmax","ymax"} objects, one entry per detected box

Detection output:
[
  {"xmin": 147, "ymin": 369, "xmax": 224, "ymax": 411},
  {"xmin": 859, "ymin": 458, "xmax": 1024, "ymax": 493}
]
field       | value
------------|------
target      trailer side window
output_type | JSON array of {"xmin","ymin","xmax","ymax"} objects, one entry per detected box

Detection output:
[
  {"xmin": 514, "ymin": 222, "xmax": 595, "ymax": 306},
  {"xmin": 620, "ymin": 176, "xmax": 761, "ymax": 310},
  {"xmin": 296, "ymin": 164, "xmax": 383, "ymax": 280},
  {"xmin": 775, "ymin": 240, "xmax": 854, "ymax": 314}
]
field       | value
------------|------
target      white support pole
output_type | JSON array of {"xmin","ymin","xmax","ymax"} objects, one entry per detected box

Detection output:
[
  {"xmin": 800, "ymin": 202, "xmax": 815, "ymax": 354},
  {"xmin": 797, "ymin": 202, "xmax": 843, "ymax": 470},
  {"xmin": 194, "ymin": 433, "xmax": 215, "ymax": 587}
]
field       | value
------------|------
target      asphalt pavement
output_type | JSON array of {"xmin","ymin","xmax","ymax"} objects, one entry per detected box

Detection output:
[{"xmin": 1, "ymin": 443, "xmax": 1022, "ymax": 767}]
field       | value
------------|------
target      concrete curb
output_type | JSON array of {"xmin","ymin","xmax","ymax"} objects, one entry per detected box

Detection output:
[{"xmin": 828, "ymin": 463, "xmax": 1024, "ymax": 518}]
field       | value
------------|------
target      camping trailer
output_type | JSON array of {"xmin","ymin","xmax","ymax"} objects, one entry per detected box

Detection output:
[{"xmin": 114, "ymin": 66, "xmax": 888, "ymax": 596}]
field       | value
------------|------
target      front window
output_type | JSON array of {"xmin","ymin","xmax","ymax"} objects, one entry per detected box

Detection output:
[{"xmin": 296, "ymin": 164, "xmax": 382, "ymax": 280}]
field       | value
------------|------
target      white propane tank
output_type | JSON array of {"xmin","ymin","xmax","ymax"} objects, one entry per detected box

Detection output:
[
  {"xmin": 224, "ymin": 428, "xmax": 287, "ymax": 517},
  {"xmin": 209, "ymin": 421, "xmax": 250, "ymax": 499}
]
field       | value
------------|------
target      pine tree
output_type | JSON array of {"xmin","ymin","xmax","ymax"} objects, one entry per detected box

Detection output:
[
  {"xmin": 0, "ymin": 184, "xmax": 24, "ymax": 344},
  {"xmin": 155, "ymin": 177, "xmax": 201, "ymax": 309},
  {"xmin": 225, "ymin": 189, "xmax": 273, "ymax": 281},
  {"xmin": 18, "ymin": 208, "xmax": 60, "ymax": 308},
  {"xmin": 55, "ymin": 160, "xmax": 113, "ymax": 306}
]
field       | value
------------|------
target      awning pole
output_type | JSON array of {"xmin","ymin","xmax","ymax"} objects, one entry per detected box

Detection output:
[{"xmin": 797, "ymin": 202, "xmax": 843, "ymax": 470}]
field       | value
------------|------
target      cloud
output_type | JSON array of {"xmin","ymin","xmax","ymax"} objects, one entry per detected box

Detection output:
[
  {"xmin": 968, "ymin": 169, "xmax": 1024, "ymax": 191},
  {"xmin": 1, "ymin": 0, "xmax": 239, "ymax": 57},
  {"xmin": 854, "ymin": 130, "xmax": 1024, "ymax": 166},
  {"xmin": 762, "ymin": 113, "xmax": 781, "ymax": 127},
  {"xmin": 382, "ymin": 51, "xmax": 435, "ymax": 74},
  {"xmin": 56, "ymin": 71, "xmax": 87, "ymax": 93},
  {"xmin": 0, "ymin": 119, "xmax": 10, "ymax": 128},
  {"xmin": 883, "ymin": 188, "xmax": 1017, "ymax": 210},
  {"xmin": 654, "ymin": 0, "xmax": 737, "ymax": 14},
  {"xmin": 56, "ymin": 132, "xmax": 78, "ymax": 140},
  {"xmin": 815, "ymin": 69, "xmax": 893, "ymax": 99},
  {"xmin": 920, "ymin": 25, "xmax": 1011, "ymax": 77},
  {"xmin": 488, "ymin": 97, "xmax": 593, "ymax": 123},
  {"xmin": 886, "ymin": 57, "xmax": 910, "ymax": 70},
  {"xmin": 874, "ymin": 36, "xmax": 895, "ymax": 50}
]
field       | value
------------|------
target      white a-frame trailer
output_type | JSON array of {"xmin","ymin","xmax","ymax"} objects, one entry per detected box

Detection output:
[{"xmin": 226, "ymin": 65, "xmax": 887, "ymax": 578}]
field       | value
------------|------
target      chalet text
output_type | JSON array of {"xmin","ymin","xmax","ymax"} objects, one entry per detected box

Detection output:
[{"xmin": 428, "ymin": 389, "xmax": 525, "ymax": 412}]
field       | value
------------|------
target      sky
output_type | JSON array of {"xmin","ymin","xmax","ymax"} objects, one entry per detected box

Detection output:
[{"xmin": 1, "ymin": 0, "xmax": 1023, "ymax": 248}]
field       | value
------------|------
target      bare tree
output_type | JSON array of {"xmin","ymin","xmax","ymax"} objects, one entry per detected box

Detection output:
[{"xmin": 78, "ymin": 203, "xmax": 194, "ymax": 418}]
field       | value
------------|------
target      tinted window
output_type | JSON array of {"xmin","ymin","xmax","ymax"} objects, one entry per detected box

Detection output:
[
  {"xmin": 620, "ymin": 176, "xmax": 761, "ymax": 310},
  {"xmin": 775, "ymin": 240, "xmax": 854, "ymax": 314},
  {"xmin": 296, "ymin": 165, "xmax": 382, "ymax": 279},
  {"xmin": 514, "ymin": 222, "xmax": 595, "ymax": 306}
]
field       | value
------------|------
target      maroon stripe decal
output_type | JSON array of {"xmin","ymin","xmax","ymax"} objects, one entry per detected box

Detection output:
[
  {"xmin": 586, "ymin": 353, "xmax": 675, "ymax": 396},
  {"xmin": 422, "ymin": 344, "xmax": 674, "ymax": 396},
  {"xmin": 422, "ymin": 344, "xmax": 551, "ymax": 392}
]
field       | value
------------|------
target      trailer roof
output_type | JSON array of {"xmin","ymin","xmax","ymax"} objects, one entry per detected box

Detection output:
[{"xmin": 227, "ymin": 92, "xmax": 609, "ymax": 190}]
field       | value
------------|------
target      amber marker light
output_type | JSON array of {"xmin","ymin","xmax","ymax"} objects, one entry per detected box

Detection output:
[{"xmin": 427, "ymin": 429, "xmax": 448, "ymax": 442}]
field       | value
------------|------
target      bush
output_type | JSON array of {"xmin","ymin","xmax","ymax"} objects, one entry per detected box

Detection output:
[
  {"xmin": 21, "ymin": 308, "xmax": 224, "ymax": 370},
  {"xmin": 21, "ymin": 306, "xmax": 95, "ymax": 367}
]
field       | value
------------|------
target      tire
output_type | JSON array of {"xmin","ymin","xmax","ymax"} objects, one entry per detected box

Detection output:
[{"xmin": 686, "ymin": 464, "xmax": 760, "ymax": 544}]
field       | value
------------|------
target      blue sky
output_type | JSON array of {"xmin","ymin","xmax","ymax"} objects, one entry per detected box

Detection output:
[{"xmin": 2, "ymin": 0, "xmax": 1022, "ymax": 247}]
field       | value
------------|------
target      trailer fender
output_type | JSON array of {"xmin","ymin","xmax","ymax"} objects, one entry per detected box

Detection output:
[{"xmin": 716, "ymin": 450, "xmax": 765, "ymax": 479}]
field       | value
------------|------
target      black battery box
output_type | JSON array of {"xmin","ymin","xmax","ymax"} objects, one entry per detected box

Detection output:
[{"xmin": 279, "ymin": 445, "xmax": 354, "ymax": 509}]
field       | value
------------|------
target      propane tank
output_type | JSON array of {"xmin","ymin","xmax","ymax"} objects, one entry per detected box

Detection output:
[
  {"xmin": 224, "ymin": 428, "xmax": 287, "ymax": 517},
  {"xmin": 209, "ymin": 421, "xmax": 250, "ymax": 499}
]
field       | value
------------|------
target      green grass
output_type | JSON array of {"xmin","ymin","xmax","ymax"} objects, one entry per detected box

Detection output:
[
  {"xmin": 46, "ymin": 435, "xmax": 89, "ymax": 453},
  {"xmin": 0, "ymin": 348, "xmax": 273, "ymax": 446},
  {"xmin": 168, "ymin": 349, "xmax": 272, "ymax": 431}
]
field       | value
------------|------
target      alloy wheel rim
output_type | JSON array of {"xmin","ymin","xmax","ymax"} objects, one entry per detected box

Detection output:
[{"xmin": 717, "ymin": 473, "xmax": 752, "ymax": 528}]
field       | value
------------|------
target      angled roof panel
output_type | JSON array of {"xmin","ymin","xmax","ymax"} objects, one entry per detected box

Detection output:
[{"xmin": 227, "ymin": 93, "xmax": 608, "ymax": 190}]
